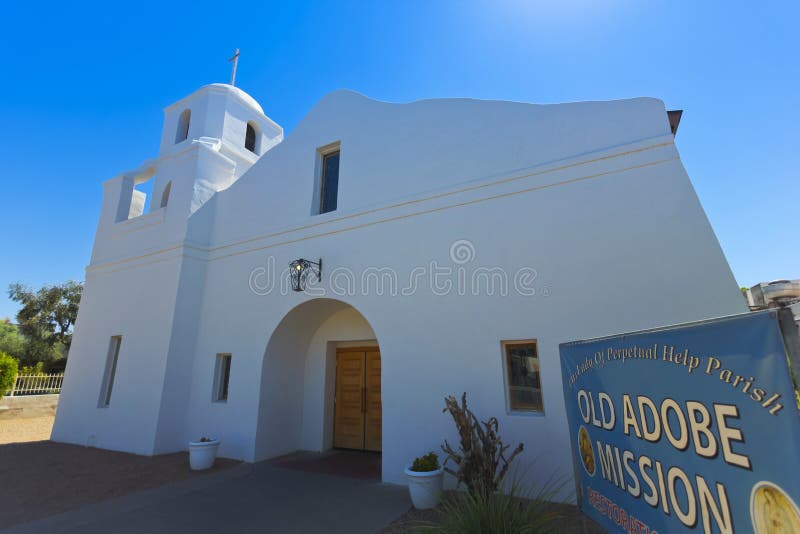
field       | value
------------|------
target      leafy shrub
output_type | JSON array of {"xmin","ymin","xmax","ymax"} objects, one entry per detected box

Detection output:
[
  {"xmin": 43, "ymin": 358, "xmax": 67, "ymax": 374},
  {"xmin": 19, "ymin": 362, "xmax": 44, "ymax": 375},
  {"xmin": 417, "ymin": 475, "xmax": 565, "ymax": 534},
  {"xmin": 0, "ymin": 320, "xmax": 24, "ymax": 360},
  {"xmin": 411, "ymin": 452, "xmax": 441, "ymax": 472},
  {"xmin": 441, "ymin": 393, "xmax": 524, "ymax": 495},
  {"xmin": 0, "ymin": 352, "xmax": 19, "ymax": 397}
]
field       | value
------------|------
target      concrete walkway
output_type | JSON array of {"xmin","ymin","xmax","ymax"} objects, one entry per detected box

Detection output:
[{"xmin": 3, "ymin": 459, "xmax": 411, "ymax": 534}]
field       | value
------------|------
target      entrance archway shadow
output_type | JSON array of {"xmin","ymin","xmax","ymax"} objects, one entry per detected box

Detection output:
[
  {"xmin": 254, "ymin": 298, "xmax": 381, "ymax": 468},
  {"xmin": 271, "ymin": 450, "xmax": 381, "ymax": 480}
]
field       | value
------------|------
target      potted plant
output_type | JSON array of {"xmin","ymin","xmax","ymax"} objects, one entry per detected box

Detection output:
[
  {"xmin": 188, "ymin": 436, "xmax": 220, "ymax": 470},
  {"xmin": 405, "ymin": 451, "xmax": 444, "ymax": 509}
]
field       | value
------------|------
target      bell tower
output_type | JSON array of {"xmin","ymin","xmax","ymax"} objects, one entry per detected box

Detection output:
[
  {"xmin": 57, "ymin": 82, "xmax": 283, "ymax": 456},
  {"xmin": 157, "ymin": 83, "xmax": 282, "ymax": 162},
  {"xmin": 92, "ymin": 84, "xmax": 282, "ymax": 263},
  {"xmin": 155, "ymin": 83, "xmax": 282, "ymax": 220}
]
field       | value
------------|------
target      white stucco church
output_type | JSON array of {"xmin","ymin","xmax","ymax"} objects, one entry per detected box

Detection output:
[{"xmin": 51, "ymin": 82, "xmax": 746, "ymax": 486}]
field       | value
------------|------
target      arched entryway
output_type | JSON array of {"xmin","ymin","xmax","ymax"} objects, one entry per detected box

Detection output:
[{"xmin": 254, "ymin": 298, "xmax": 382, "ymax": 465}]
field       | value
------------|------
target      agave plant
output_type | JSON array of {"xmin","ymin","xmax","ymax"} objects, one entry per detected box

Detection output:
[
  {"xmin": 415, "ymin": 472, "xmax": 567, "ymax": 534},
  {"xmin": 440, "ymin": 393, "xmax": 524, "ymax": 496}
]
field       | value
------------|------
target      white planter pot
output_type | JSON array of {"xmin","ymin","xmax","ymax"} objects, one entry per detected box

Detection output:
[
  {"xmin": 188, "ymin": 439, "xmax": 220, "ymax": 470},
  {"xmin": 404, "ymin": 466, "xmax": 444, "ymax": 509}
]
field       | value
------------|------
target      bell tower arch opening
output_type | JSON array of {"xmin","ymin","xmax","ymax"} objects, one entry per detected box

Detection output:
[
  {"xmin": 245, "ymin": 121, "xmax": 259, "ymax": 153},
  {"xmin": 159, "ymin": 181, "xmax": 172, "ymax": 208},
  {"xmin": 175, "ymin": 108, "xmax": 191, "ymax": 143}
]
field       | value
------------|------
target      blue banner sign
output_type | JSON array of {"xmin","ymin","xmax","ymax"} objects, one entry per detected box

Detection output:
[{"xmin": 560, "ymin": 310, "xmax": 800, "ymax": 534}]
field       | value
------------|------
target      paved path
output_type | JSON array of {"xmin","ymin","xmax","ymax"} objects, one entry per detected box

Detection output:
[
  {"xmin": 3, "ymin": 460, "xmax": 410, "ymax": 534},
  {"xmin": 0, "ymin": 441, "xmax": 238, "ymax": 529}
]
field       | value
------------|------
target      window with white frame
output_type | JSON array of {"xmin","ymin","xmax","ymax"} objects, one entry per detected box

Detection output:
[
  {"xmin": 502, "ymin": 340, "xmax": 543, "ymax": 413},
  {"xmin": 213, "ymin": 353, "xmax": 232, "ymax": 402},
  {"xmin": 317, "ymin": 144, "xmax": 340, "ymax": 214},
  {"xmin": 98, "ymin": 336, "xmax": 122, "ymax": 407}
]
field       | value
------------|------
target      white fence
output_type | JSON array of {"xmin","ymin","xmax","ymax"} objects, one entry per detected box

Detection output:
[{"xmin": 9, "ymin": 373, "xmax": 64, "ymax": 396}]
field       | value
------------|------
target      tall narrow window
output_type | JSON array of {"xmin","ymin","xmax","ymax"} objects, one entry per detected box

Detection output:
[
  {"xmin": 245, "ymin": 121, "xmax": 258, "ymax": 153},
  {"xmin": 175, "ymin": 109, "xmax": 191, "ymax": 143},
  {"xmin": 160, "ymin": 181, "xmax": 172, "ymax": 208},
  {"xmin": 319, "ymin": 150, "xmax": 340, "ymax": 214},
  {"xmin": 213, "ymin": 353, "xmax": 232, "ymax": 402},
  {"xmin": 99, "ymin": 336, "xmax": 122, "ymax": 407},
  {"xmin": 502, "ymin": 340, "xmax": 543, "ymax": 413}
]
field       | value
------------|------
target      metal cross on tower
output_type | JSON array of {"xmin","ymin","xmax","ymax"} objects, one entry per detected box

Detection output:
[{"xmin": 228, "ymin": 48, "xmax": 240, "ymax": 86}]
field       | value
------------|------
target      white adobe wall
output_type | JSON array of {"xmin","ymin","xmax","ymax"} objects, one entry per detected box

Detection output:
[
  {"xmin": 52, "ymin": 255, "xmax": 182, "ymax": 454},
  {"xmin": 56, "ymin": 88, "xmax": 745, "ymax": 493},
  {"xmin": 205, "ymin": 92, "xmax": 680, "ymax": 243},
  {"xmin": 0, "ymin": 394, "xmax": 59, "ymax": 420},
  {"xmin": 178, "ymin": 92, "xmax": 745, "ymax": 489},
  {"xmin": 53, "ymin": 84, "xmax": 281, "ymax": 455}
]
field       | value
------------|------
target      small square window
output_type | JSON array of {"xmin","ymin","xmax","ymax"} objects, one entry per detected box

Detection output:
[
  {"xmin": 319, "ymin": 149, "xmax": 340, "ymax": 214},
  {"xmin": 213, "ymin": 354, "xmax": 232, "ymax": 402},
  {"xmin": 502, "ymin": 340, "xmax": 543, "ymax": 413}
]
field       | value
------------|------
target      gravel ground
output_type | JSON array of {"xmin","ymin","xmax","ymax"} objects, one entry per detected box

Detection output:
[
  {"xmin": 379, "ymin": 498, "xmax": 606, "ymax": 533},
  {"xmin": 0, "ymin": 415, "xmax": 55, "ymax": 444},
  {"xmin": 0, "ymin": 430, "xmax": 238, "ymax": 529},
  {"xmin": 0, "ymin": 418, "xmax": 601, "ymax": 533}
]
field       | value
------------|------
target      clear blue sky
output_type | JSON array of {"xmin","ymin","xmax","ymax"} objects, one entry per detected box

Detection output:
[{"xmin": 0, "ymin": 1, "xmax": 797, "ymax": 320}]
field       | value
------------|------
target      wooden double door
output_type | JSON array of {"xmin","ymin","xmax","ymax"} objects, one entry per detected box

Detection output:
[{"xmin": 333, "ymin": 348, "xmax": 381, "ymax": 451}]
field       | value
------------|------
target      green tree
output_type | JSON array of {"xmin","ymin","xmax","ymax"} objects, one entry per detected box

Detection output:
[
  {"xmin": 8, "ymin": 281, "xmax": 83, "ymax": 365},
  {"xmin": 0, "ymin": 319, "xmax": 25, "ymax": 359},
  {"xmin": 17, "ymin": 333, "xmax": 64, "ymax": 366}
]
